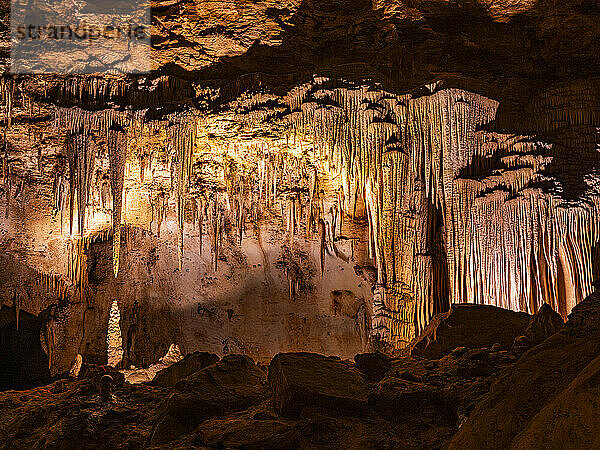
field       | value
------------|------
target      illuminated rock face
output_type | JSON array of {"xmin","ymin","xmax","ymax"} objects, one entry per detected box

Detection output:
[{"xmin": 1, "ymin": 0, "xmax": 600, "ymax": 371}]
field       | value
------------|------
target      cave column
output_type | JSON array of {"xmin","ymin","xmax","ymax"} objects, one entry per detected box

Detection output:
[{"xmin": 368, "ymin": 148, "xmax": 436, "ymax": 348}]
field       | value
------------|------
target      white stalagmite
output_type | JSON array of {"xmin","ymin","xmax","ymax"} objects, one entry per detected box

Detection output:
[{"xmin": 107, "ymin": 300, "xmax": 124, "ymax": 368}]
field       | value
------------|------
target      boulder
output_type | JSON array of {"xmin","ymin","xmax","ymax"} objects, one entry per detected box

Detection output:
[
  {"xmin": 453, "ymin": 349, "xmax": 496, "ymax": 378},
  {"xmin": 566, "ymin": 290, "xmax": 600, "ymax": 337},
  {"xmin": 151, "ymin": 351, "xmax": 219, "ymax": 387},
  {"xmin": 354, "ymin": 352, "xmax": 391, "ymax": 381},
  {"xmin": 268, "ymin": 352, "xmax": 369, "ymax": 417},
  {"xmin": 511, "ymin": 303, "xmax": 564, "ymax": 355},
  {"xmin": 510, "ymin": 352, "xmax": 600, "ymax": 448},
  {"xmin": 408, "ymin": 304, "xmax": 530, "ymax": 359},
  {"xmin": 511, "ymin": 335, "xmax": 530, "ymax": 356},
  {"xmin": 78, "ymin": 363, "xmax": 125, "ymax": 388},
  {"xmin": 151, "ymin": 354, "xmax": 269, "ymax": 445}
]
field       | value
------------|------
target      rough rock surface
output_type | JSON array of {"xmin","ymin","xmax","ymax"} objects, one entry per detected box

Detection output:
[
  {"xmin": 448, "ymin": 290, "xmax": 600, "ymax": 449},
  {"xmin": 2, "ymin": 295, "xmax": 599, "ymax": 450},
  {"xmin": 510, "ymin": 352, "xmax": 600, "ymax": 449},
  {"xmin": 565, "ymin": 290, "xmax": 600, "ymax": 337},
  {"xmin": 0, "ymin": 378, "xmax": 167, "ymax": 448},
  {"xmin": 523, "ymin": 303, "xmax": 565, "ymax": 343},
  {"xmin": 354, "ymin": 352, "xmax": 392, "ymax": 382},
  {"xmin": 0, "ymin": 347, "xmax": 508, "ymax": 448},
  {"xmin": 151, "ymin": 354, "xmax": 269, "ymax": 444},
  {"xmin": 369, "ymin": 377, "xmax": 444, "ymax": 420},
  {"xmin": 268, "ymin": 352, "xmax": 369, "ymax": 417},
  {"xmin": 512, "ymin": 303, "xmax": 564, "ymax": 354},
  {"xmin": 408, "ymin": 304, "xmax": 531, "ymax": 359},
  {"xmin": 79, "ymin": 363, "xmax": 125, "ymax": 388},
  {"xmin": 151, "ymin": 351, "xmax": 219, "ymax": 387}
]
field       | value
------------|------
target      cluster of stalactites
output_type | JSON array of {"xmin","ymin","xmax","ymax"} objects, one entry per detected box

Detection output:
[
  {"xmin": 59, "ymin": 76, "xmax": 129, "ymax": 106},
  {"xmin": 65, "ymin": 132, "xmax": 95, "ymax": 236},
  {"xmin": 1, "ymin": 77, "xmax": 15, "ymax": 128},
  {"xmin": 37, "ymin": 271, "xmax": 70, "ymax": 303},
  {"xmin": 53, "ymin": 107, "xmax": 136, "ymax": 287},
  {"xmin": 44, "ymin": 78, "xmax": 600, "ymax": 349},
  {"xmin": 167, "ymin": 114, "xmax": 198, "ymax": 269},
  {"xmin": 54, "ymin": 106, "xmax": 144, "ymax": 135},
  {"xmin": 53, "ymin": 105, "xmax": 204, "ymax": 279},
  {"xmin": 233, "ymin": 144, "xmax": 346, "ymax": 274},
  {"xmin": 178, "ymin": 135, "xmax": 354, "ymax": 283},
  {"xmin": 248, "ymin": 78, "xmax": 600, "ymax": 347}
]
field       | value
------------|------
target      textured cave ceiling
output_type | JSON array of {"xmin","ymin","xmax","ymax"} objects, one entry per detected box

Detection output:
[{"xmin": 0, "ymin": 0, "xmax": 600, "ymax": 373}]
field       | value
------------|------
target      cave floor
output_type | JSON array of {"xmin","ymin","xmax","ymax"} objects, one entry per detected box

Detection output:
[{"xmin": 0, "ymin": 347, "xmax": 512, "ymax": 449}]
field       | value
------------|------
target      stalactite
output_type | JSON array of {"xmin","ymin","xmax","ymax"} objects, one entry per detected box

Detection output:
[
  {"xmin": 165, "ymin": 114, "xmax": 198, "ymax": 270},
  {"xmin": 2, "ymin": 77, "xmax": 15, "ymax": 128},
  {"xmin": 196, "ymin": 197, "xmax": 204, "ymax": 255},
  {"xmin": 108, "ymin": 124, "xmax": 127, "ymax": 277},
  {"xmin": 207, "ymin": 201, "xmax": 224, "ymax": 272},
  {"xmin": 66, "ymin": 132, "xmax": 95, "ymax": 236},
  {"xmin": 37, "ymin": 270, "xmax": 70, "ymax": 302},
  {"xmin": 318, "ymin": 219, "xmax": 326, "ymax": 276}
]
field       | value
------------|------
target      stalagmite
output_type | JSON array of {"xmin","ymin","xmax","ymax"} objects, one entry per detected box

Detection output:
[{"xmin": 107, "ymin": 300, "xmax": 124, "ymax": 368}]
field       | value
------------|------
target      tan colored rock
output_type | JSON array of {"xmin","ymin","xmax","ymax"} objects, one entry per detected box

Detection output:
[
  {"xmin": 369, "ymin": 377, "xmax": 443, "ymax": 420},
  {"xmin": 194, "ymin": 417, "xmax": 300, "ymax": 448},
  {"xmin": 448, "ymin": 291, "xmax": 600, "ymax": 449},
  {"xmin": 511, "ymin": 303, "xmax": 564, "ymax": 354},
  {"xmin": 510, "ymin": 352, "xmax": 600, "ymax": 449},
  {"xmin": 354, "ymin": 352, "xmax": 392, "ymax": 381},
  {"xmin": 151, "ymin": 354, "xmax": 269, "ymax": 445}
]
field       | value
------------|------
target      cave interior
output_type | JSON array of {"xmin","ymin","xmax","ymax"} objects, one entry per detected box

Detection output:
[{"xmin": 1, "ymin": 0, "xmax": 600, "ymax": 448}]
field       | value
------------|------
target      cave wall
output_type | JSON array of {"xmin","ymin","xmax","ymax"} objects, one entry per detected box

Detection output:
[
  {"xmin": 0, "ymin": 96, "xmax": 375, "ymax": 373},
  {"xmin": 2, "ymin": 77, "xmax": 599, "ymax": 366}
]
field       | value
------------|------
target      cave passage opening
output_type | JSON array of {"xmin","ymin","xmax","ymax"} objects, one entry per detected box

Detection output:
[{"xmin": 0, "ymin": 306, "xmax": 51, "ymax": 391}]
